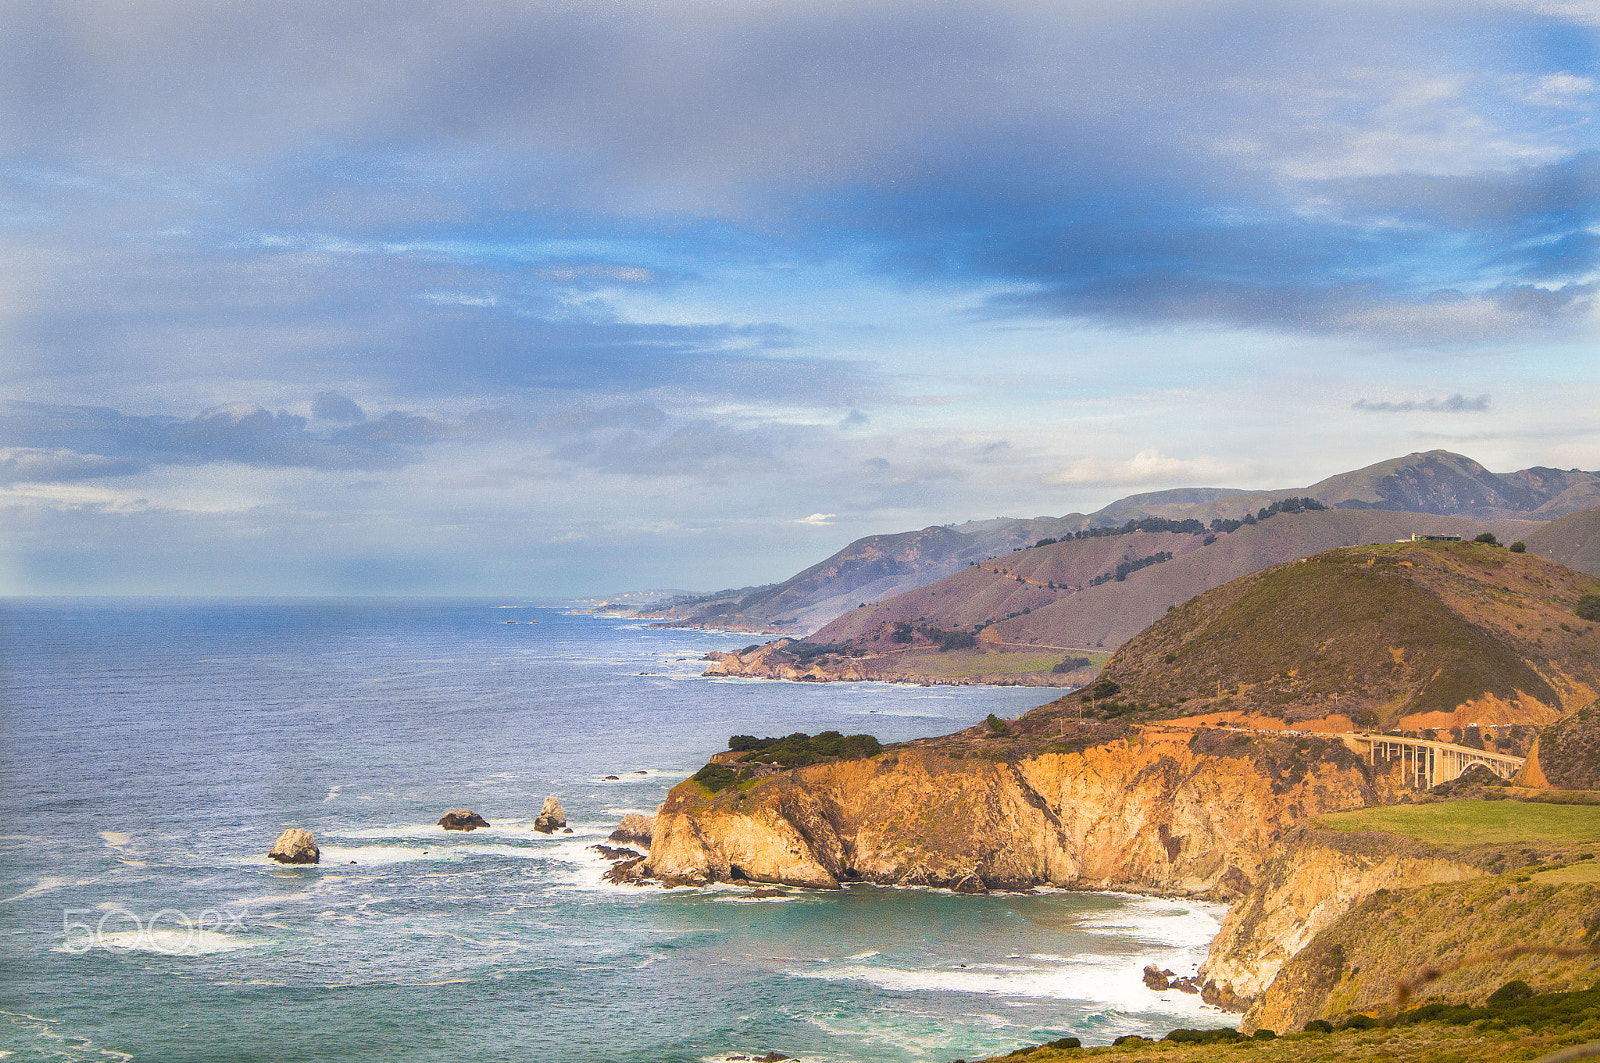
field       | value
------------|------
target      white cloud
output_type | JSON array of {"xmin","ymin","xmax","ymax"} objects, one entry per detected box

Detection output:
[
  {"xmin": 796, "ymin": 512, "xmax": 835, "ymax": 525},
  {"xmin": 1046, "ymin": 450, "xmax": 1261, "ymax": 488}
]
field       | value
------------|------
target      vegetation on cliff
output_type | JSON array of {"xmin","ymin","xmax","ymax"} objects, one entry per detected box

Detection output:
[
  {"xmin": 1537, "ymin": 700, "xmax": 1600, "ymax": 789},
  {"xmin": 1069, "ymin": 541, "xmax": 1600, "ymax": 729}
]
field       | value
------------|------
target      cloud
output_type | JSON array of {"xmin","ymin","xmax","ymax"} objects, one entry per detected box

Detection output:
[
  {"xmin": 312, "ymin": 391, "xmax": 365, "ymax": 423},
  {"xmin": 1353, "ymin": 393, "xmax": 1492, "ymax": 413},
  {"xmin": 0, "ymin": 400, "xmax": 444, "ymax": 481},
  {"xmin": 1046, "ymin": 450, "xmax": 1261, "ymax": 488},
  {"xmin": 797, "ymin": 513, "xmax": 835, "ymax": 525},
  {"xmin": 0, "ymin": 447, "xmax": 142, "ymax": 484}
]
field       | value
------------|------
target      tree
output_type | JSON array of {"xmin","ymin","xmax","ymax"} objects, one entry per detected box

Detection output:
[
  {"xmin": 1474, "ymin": 532, "xmax": 1499, "ymax": 546},
  {"xmin": 1509, "ymin": 541, "xmax": 1526, "ymax": 553}
]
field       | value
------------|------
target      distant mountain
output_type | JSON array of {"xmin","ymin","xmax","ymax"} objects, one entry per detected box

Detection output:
[
  {"xmin": 639, "ymin": 515, "xmax": 1089, "ymax": 634},
  {"xmin": 650, "ymin": 450, "xmax": 1597, "ymax": 636},
  {"xmin": 1081, "ymin": 539, "xmax": 1600, "ymax": 731},
  {"xmin": 1526, "ymin": 506, "xmax": 1600, "ymax": 576}
]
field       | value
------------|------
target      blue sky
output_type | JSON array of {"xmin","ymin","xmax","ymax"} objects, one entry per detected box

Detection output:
[{"xmin": 2, "ymin": 0, "xmax": 1597, "ymax": 595}]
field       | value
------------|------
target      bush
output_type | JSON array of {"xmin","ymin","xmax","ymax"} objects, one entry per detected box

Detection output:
[
  {"xmin": 1475, "ymin": 532, "xmax": 1500, "ymax": 546},
  {"xmin": 1510, "ymin": 541, "xmax": 1526, "ymax": 553},
  {"xmin": 1111, "ymin": 1035, "xmax": 1149, "ymax": 1046},
  {"xmin": 727, "ymin": 731, "xmax": 883, "ymax": 766},
  {"xmin": 1164, "ymin": 1028, "xmax": 1243, "ymax": 1045},
  {"xmin": 1052, "ymin": 656, "xmax": 1091, "ymax": 673},
  {"xmin": 986, "ymin": 713, "xmax": 1012, "ymax": 736},
  {"xmin": 1488, "ymin": 979, "xmax": 1534, "ymax": 1005},
  {"xmin": 1578, "ymin": 594, "xmax": 1600, "ymax": 623},
  {"xmin": 692, "ymin": 763, "xmax": 739, "ymax": 793},
  {"xmin": 1251, "ymin": 1028, "xmax": 1277, "ymax": 1041},
  {"xmin": 1303, "ymin": 1020, "xmax": 1333, "ymax": 1034},
  {"xmin": 1338, "ymin": 1014, "xmax": 1378, "ymax": 1030}
]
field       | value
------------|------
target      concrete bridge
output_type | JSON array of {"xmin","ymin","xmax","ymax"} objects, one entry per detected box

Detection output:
[{"xmin": 1340, "ymin": 733, "xmax": 1525, "ymax": 789}]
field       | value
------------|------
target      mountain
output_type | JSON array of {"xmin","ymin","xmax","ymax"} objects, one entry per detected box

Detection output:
[
  {"xmin": 650, "ymin": 451, "xmax": 1597, "ymax": 637},
  {"xmin": 1083, "ymin": 539, "xmax": 1600, "ymax": 732},
  {"xmin": 639, "ymin": 514, "xmax": 1089, "ymax": 634},
  {"xmin": 1526, "ymin": 505, "xmax": 1600, "ymax": 576},
  {"xmin": 710, "ymin": 509, "xmax": 1545, "ymax": 685}
]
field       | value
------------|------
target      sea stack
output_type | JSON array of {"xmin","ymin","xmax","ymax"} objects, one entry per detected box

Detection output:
[
  {"xmin": 268, "ymin": 828, "xmax": 320, "ymax": 864},
  {"xmin": 608, "ymin": 813, "xmax": 654, "ymax": 846},
  {"xmin": 534, "ymin": 795, "xmax": 566, "ymax": 834},
  {"xmin": 438, "ymin": 809, "xmax": 490, "ymax": 831}
]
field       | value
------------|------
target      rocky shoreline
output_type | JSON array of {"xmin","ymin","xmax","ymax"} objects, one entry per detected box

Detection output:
[
  {"xmin": 702, "ymin": 643, "xmax": 1080, "ymax": 687},
  {"xmin": 606, "ymin": 708, "xmax": 1600, "ymax": 1030}
]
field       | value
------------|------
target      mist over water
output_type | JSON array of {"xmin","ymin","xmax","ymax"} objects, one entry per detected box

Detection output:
[{"xmin": 0, "ymin": 600, "xmax": 1227, "ymax": 1062}]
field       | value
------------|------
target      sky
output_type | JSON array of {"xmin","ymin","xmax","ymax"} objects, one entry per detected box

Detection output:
[{"xmin": 1, "ymin": 0, "xmax": 1597, "ymax": 596}]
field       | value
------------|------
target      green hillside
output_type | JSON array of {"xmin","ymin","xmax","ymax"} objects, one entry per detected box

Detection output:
[{"xmin": 1074, "ymin": 541, "xmax": 1600, "ymax": 730}]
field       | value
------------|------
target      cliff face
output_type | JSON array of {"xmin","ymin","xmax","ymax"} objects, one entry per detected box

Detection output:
[
  {"xmin": 1197, "ymin": 828, "xmax": 1489, "ymax": 1014},
  {"xmin": 644, "ymin": 730, "xmax": 1398, "ymax": 898}
]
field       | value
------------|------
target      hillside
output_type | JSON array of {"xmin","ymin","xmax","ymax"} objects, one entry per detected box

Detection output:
[
  {"xmin": 1079, "ymin": 541, "xmax": 1600, "ymax": 731},
  {"xmin": 651, "ymin": 450, "xmax": 1596, "ymax": 639},
  {"xmin": 637, "ymin": 515, "xmax": 1088, "ymax": 634},
  {"xmin": 1528, "ymin": 505, "xmax": 1600, "ymax": 576},
  {"xmin": 711, "ymin": 509, "xmax": 1544, "ymax": 685}
]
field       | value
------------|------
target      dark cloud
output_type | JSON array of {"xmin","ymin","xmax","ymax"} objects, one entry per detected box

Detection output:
[
  {"xmin": 312, "ymin": 391, "xmax": 365, "ymax": 423},
  {"xmin": 1353, "ymin": 393, "xmax": 1492, "ymax": 413},
  {"xmin": 0, "ymin": 400, "xmax": 441, "ymax": 480}
]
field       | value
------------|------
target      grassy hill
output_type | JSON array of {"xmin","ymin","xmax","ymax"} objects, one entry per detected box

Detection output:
[
  {"xmin": 761, "ymin": 510, "xmax": 1544, "ymax": 686},
  {"xmin": 651, "ymin": 452, "xmax": 1597, "ymax": 638},
  {"xmin": 1076, "ymin": 541, "xmax": 1600, "ymax": 730},
  {"xmin": 1529, "ymin": 506, "xmax": 1600, "ymax": 577}
]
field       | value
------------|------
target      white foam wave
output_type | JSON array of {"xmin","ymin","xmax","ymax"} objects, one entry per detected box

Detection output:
[
  {"xmin": 0, "ymin": 877, "xmax": 66, "ymax": 904},
  {"xmin": 795, "ymin": 952, "xmax": 1217, "ymax": 1017},
  {"xmin": 55, "ymin": 929, "xmax": 256, "ymax": 956}
]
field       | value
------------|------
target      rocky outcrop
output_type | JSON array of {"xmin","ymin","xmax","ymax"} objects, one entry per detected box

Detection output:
[
  {"xmin": 534, "ymin": 796, "xmax": 566, "ymax": 834},
  {"xmin": 1530, "ymin": 699, "xmax": 1600, "ymax": 789},
  {"xmin": 269, "ymin": 828, "xmax": 320, "ymax": 864},
  {"xmin": 643, "ymin": 728, "xmax": 1398, "ymax": 895},
  {"xmin": 608, "ymin": 813, "xmax": 654, "ymax": 846},
  {"xmin": 439, "ymin": 810, "xmax": 490, "ymax": 831},
  {"xmin": 1196, "ymin": 827, "xmax": 1489, "ymax": 1015}
]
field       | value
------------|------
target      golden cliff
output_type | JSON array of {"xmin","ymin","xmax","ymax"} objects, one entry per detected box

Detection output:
[
  {"xmin": 641, "ymin": 724, "xmax": 1399, "ymax": 898},
  {"xmin": 1196, "ymin": 827, "xmax": 1489, "ymax": 1014}
]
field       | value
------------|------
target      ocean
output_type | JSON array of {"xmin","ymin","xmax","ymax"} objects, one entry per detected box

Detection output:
[{"xmin": 0, "ymin": 599, "xmax": 1228, "ymax": 1062}]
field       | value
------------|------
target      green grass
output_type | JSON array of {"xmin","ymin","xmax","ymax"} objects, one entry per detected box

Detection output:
[
  {"xmin": 898, "ymin": 648, "xmax": 1068, "ymax": 677},
  {"xmin": 1314, "ymin": 800, "xmax": 1600, "ymax": 844}
]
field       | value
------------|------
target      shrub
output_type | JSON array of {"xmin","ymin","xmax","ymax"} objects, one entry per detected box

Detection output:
[
  {"xmin": 1510, "ymin": 541, "xmax": 1526, "ymax": 553},
  {"xmin": 727, "ymin": 731, "xmax": 883, "ymax": 766},
  {"xmin": 986, "ymin": 713, "xmax": 1012, "ymax": 736},
  {"xmin": 1163, "ymin": 652, "xmax": 1177, "ymax": 664},
  {"xmin": 890, "ymin": 621, "xmax": 914, "ymax": 643},
  {"xmin": 1488, "ymin": 979, "xmax": 1534, "ymax": 1005},
  {"xmin": 1251, "ymin": 1028, "xmax": 1277, "ymax": 1040},
  {"xmin": 1086, "ymin": 679, "xmax": 1121, "ymax": 700},
  {"xmin": 1474, "ymin": 532, "xmax": 1500, "ymax": 546},
  {"xmin": 1111, "ymin": 1035, "xmax": 1149, "ymax": 1046},
  {"xmin": 1052, "ymin": 656, "xmax": 1091, "ymax": 673},
  {"xmin": 1338, "ymin": 1014, "xmax": 1378, "ymax": 1031},
  {"xmin": 1303, "ymin": 1020, "xmax": 1333, "ymax": 1034},
  {"xmin": 692, "ymin": 763, "xmax": 739, "ymax": 793},
  {"xmin": 1164, "ymin": 1028, "xmax": 1243, "ymax": 1045},
  {"xmin": 1578, "ymin": 594, "xmax": 1600, "ymax": 623}
]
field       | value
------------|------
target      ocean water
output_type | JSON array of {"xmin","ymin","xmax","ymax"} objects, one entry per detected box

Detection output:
[{"xmin": 0, "ymin": 599, "xmax": 1229, "ymax": 1062}]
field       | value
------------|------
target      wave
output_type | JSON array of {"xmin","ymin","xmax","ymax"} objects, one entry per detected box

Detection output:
[{"xmin": 53, "ymin": 929, "xmax": 256, "ymax": 957}]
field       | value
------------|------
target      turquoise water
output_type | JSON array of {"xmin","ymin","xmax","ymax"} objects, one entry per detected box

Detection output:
[{"xmin": 0, "ymin": 600, "xmax": 1227, "ymax": 1062}]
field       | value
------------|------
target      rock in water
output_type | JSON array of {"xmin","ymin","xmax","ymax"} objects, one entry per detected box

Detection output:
[
  {"xmin": 534, "ymin": 795, "xmax": 566, "ymax": 834},
  {"xmin": 438, "ymin": 809, "xmax": 490, "ymax": 831},
  {"xmin": 1142, "ymin": 965, "xmax": 1171, "ymax": 990},
  {"xmin": 608, "ymin": 813, "xmax": 654, "ymax": 846},
  {"xmin": 269, "ymin": 828, "xmax": 320, "ymax": 864}
]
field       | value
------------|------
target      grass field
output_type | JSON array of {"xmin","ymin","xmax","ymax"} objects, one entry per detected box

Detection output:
[
  {"xmin": 1314, "ymin": 800, "xmax": 1600, "ymax": 845},
  {"xmin": 1534, "ymin": 860, "xmax": 1600, "ymax": 883},
  {"xmin": 898, "ymin": 648, "xmax": 1070, "ymax": 678}
]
